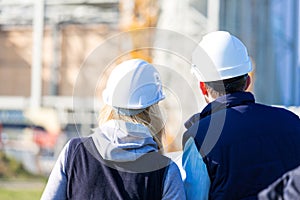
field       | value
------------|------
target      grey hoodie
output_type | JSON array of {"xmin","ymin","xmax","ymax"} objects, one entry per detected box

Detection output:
[{"xmin": 41, "ymin": 120, "xmax": 186, "ymax": 200}]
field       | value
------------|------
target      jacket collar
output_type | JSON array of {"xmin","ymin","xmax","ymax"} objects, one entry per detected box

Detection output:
[{"xmin": 185, "ymin": 92, "xmax": 255, "ymax": 129}]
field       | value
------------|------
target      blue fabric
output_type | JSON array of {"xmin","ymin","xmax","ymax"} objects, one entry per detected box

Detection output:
[
  {"xmin": 182, "ymin": 138, "xmax": 210, "ymax": 200},
  {"xmin": 183, "ymin": 92, "xmax": 300, "ymax": 199}
]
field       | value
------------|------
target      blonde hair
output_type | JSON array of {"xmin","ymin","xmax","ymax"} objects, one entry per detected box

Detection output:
[{"xmin": 98, "ymin": 104, "xmax": 165, "ymax": 151}]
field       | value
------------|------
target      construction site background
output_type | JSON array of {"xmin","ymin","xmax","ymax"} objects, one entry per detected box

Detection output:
[{"xmin": 0, "ymin": 0, "xmax": 299, "ymax": 176}]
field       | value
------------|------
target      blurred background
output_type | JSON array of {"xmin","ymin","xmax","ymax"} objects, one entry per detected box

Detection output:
[{"xmin": 0, "ymin": 0, "xmax": 300, "ymax": 199}]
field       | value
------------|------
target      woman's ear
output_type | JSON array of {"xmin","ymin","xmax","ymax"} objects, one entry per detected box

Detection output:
[{"xmin": 199, "ymin": 82, "xmax": 208, "ymax": 96}]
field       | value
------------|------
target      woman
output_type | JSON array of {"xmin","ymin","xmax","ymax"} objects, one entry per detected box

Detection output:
[{"xmin": 41, "ymin": 59, "xmax": 186, "ymax": 200}]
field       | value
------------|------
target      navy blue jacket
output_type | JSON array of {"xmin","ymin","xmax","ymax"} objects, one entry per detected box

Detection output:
[{"xmin": 183, "ymin": 92, "xmax": 300, "ymax": 200}]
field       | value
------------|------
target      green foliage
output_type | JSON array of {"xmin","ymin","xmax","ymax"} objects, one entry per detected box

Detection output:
[
  {"xmin": 0, "ymin": 188, "xmax": 43, "ymax": 200},
  {"xmin": 0, "ymin": 151, "xmax": 46, "ymax": 200},
  {"xmin": 0, "ymin": 151, "xmax": 36, "ymax": 179}
]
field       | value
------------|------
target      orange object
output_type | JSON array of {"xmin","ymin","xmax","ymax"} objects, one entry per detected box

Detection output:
[
  {"xmin": 33, "ymin": 128, "xmax": 58, "ymax": 148},
  {"xmin": 119, "ymin": 0, "xmax": 159, "ymax": 63}
]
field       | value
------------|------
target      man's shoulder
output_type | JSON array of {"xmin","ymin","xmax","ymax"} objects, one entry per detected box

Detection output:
[{"xmin": 254, "ymin": 103, "xmax": 300, "ymax": 121}]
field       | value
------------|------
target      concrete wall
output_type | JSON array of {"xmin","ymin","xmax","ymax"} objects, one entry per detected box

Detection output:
[
  {"xmin": 219, "ymin": 0, "xmax": 300, "ymax": 106},
  {"xmin": 0, "ymin": 25, "xmax": 115, "ymax": 96}
]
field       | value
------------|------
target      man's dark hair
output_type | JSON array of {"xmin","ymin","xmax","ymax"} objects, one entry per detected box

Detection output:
[{"xmin": 205, "ymin": 74, "xmax": 248, "ymax": 96}]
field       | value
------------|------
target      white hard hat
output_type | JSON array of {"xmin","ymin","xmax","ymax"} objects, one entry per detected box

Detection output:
[
  {"xmin": 191, "ymin": 31, "xmax": 252, "ymax": 82},
  {"xmin": 102, "ymin": 59, "xmax": 165, "ymax": 113}
]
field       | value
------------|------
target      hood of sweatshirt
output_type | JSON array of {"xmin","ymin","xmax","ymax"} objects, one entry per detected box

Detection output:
[{"xmin": 91, "ymin": 120, "xmax": 158, "ymax": 162}]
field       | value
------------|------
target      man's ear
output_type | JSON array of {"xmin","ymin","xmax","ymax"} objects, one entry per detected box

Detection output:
[
  {"xmin": 245, "ymin": 75, "xmax": 251, "ymax": 91},
  {"xmin": 199, "ymin": 82, "xmax": 208, "ymax": 96}
]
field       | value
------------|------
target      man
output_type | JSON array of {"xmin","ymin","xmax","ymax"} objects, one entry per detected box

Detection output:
[{"xmin": 182, "ymin": 31, "xmax": 300, "ymax": 199}]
